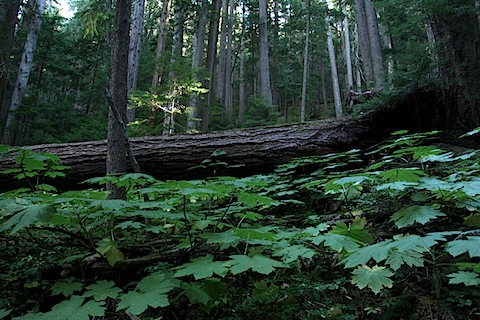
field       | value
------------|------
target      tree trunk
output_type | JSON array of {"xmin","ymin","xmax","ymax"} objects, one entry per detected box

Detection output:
[
  {"xmin": 363, "ymin": 0, "xmax": 385, "ymax": 89},
  {"xmin": 258, "ymin": 0, "xmax": 273, "ymax": 104},
  {"xmin": 238, "ymin": 2, "xmax": 246, "ymax": 125},
  {"xmin": 324, "ymin": 2, "xmax": 343, "ymax": 118},
  {"xmin": 0, "ymin": 0, "xmax": 21, "ymax": 121},
  {"xmin": 1, "ymin": 117, "xmax": 381, "ymax": 191},
  {"xmin": 353, "ymin": 0, "xmax": 373, "ymax": 87},
  {"xmin": 151, "ymin": 0, "xmax": 172, "ymax": 88},
  {"xmin": 2, "ymin": 0, "xmax": 46, "ymax": 145},
  {"xmin": 107, "ymin": 0, "xmax": 132, "ymax": 199},
  {"xmin": 300, "ymin": 0, "xmax": 310, "ymax": 123},
  {"xmin": 187, "ymin": 0, "xmax": 208, "ymax": 130},
  {"xmin": 343, "ymin": 6, "xmax": 354, "ymax": 90},
  {"xmin": 127, "ymin": 0, "xmax": 146, "ymax": 122},
  {"xmin": 224, "ymin": 0, "xmax": 234, "ymax": 119},
  {"xmin": 202, "ymin": 0, "xmax": 222, "ymax": 131}
]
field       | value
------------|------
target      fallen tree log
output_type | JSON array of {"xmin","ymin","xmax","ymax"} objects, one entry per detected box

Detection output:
[{"xmin": 0, "ymin": 117, "xmax": 385, "ymax": 191}]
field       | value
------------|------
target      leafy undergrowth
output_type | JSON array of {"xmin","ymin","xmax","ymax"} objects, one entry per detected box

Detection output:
[{"xmin": 0, "ymin": 129, "xmax": 479, "ymax": 320}]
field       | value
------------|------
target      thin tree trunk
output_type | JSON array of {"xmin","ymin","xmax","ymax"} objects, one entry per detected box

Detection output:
[
  {"xmin": 0, "ymin": 0, "xmax": 21, "ymax": 121},
  {"xmin": 216, "ymin": 0, "xmax": 228, "ymax": 103},
  {"xmin": 300, "ymin": 0, "xmax": 310, "ymax": 123},
  {"xmin": 343, "ymin": 6, "xmax": 354, "ymax": 90},
  {"xmin": 324, "ymin": 1, "xmax": 343, "ymax": 118},
  {"xmin": 163, "ymin": 0, "xmax": 185, "ymax": 136},
  {"xmin": 107, "ymin": 0, "xmax": 132, "ymax": 199},
  {"xmin": 238, "ymin": 2, "xmax": 246, "ymax": 125},
  {"xmin": 224, "ymin": 0, "xmax": 234, "ymax": 119},
  {"xmin": 2, "ymin": 0, "xmax": 46, "ymax": 145},
  {"xmin": 188, "ymin": 0, "xmax": 208, "ymax": 130},
  {"xmin": 475, "ymin": 0, "xmax": 480, "ymax": 28},
  {"xmin": 259, "ymin": 0, "xmax": 273, "ymax": 104},
  {"xmin": 127, "ymin": 0, "xmax": 146, "ymax": 122},
  {"xmin": 353, "ymin": 0, "xmax": 373, "ymax": 86},
  {"xmin": 151, "ymin": 0, "xmax": 172, "ymax": 88},
  {"xmin": 202, "ymin": 0, "xmax": 221, "ymax": 131},
  {"xmin": 363, "ymin": 0, "xmax": 385, "ymax": 89}
]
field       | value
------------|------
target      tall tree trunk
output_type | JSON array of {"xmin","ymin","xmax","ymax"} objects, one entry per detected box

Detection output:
[
  {"xmin": 324, "ymin": 1, "xmax": 343, "ymax": 118},
  {"xmin": 216, "ymin": 0, "xmax": 228, "ymax": 103},
  {"xmin": 202, "ymin": 0, "xmax": 221, "ymax": 131},
  {"xmin": 224, "ymin": 0, "xmax": 234, "ymax": 120},
  {"xmin": 258, "ymin": 0, "xmax": 273, "ymax": 104},
  {"xmin": 353, "ymin": 0, "xmax": 373, "ymax": 87},
  {"xmin": 475, "ymin": 0, "xmax": 480, "ymax": 27},
  {"xmin": 300, "ymin": 0, "xmax": 310, "ymax": 123},
  {"xmin": 127, "ymin": 0, "xmax": 146, "ymax": 122},
  {"xmin": 187, "ymin": 0, "xmax": 208, "ymax": 130},
  {"xmin": 151, "ymin": 0, "xmax": 172, "ymax": 88},
  {"xmin": 2, "ymin": 0, "xmax": 46, "ymax": 145},
  {"xmin": 163, "ymin": 0, "xmax": 185, "ymax": 136},
  {"xmin": 343, "ymin": 5, "xmax": 354, "ymax": 90},
  {"xmin": 238, "ymin": 1, "xmax": 246, "ymax": 125},
  {"xmin": 363, "ymin": 0, "xmax": 385, "ymax": 89},
  {"xmin": 107, "ymin": 0, "xmax": 132, "ymax": 199},
  {"xmin": 0, "ymin": 0, "xmax": 21, "ymax": 122}
]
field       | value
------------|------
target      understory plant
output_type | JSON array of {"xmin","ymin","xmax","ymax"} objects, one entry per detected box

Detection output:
[{"xmin": 0, "ymin": 129, "xmax": 479, "ymax": 319}]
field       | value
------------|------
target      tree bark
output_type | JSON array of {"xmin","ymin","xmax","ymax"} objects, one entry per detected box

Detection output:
[
  {"xmin": 353, "ymin": 0, "xmax": 373, "ymax": 86},
  {"xmin": 238, "ymin": 2, "xmax": 246, "ymax": 125},
  {"xmin": 107, "ymin": 0, "xmax": 132, "ymax": 199},
  {"xmin": 258, "ymin": 0, "xmax": 273, "ymax": 104},
  {"xmin": 2, "ymin": 0, "xmax": 46, "ymax": 145},
  {"xmin": 0, "ymin": 117, "xmax": 377, "ymax": 190},
  {"xmin": 363, "ymin": 0, "xmax": 385, "ymax": 89},
  {"xmin": 343, "ymin": 5, "xmax": 354, "ymax": 90},
  {"xmin": 0, "ymin": 0, "xmax": 21, "ymax": 121},
  {"xmin": 127, "ymin": 0, "xmax": 146, "ymax": 122},
  {"xmin": 300, "ymin": 0, "xmax": 310, "ymax": 123},
  {"xmin": 151, "ymin": 0, "xmax": 172, "ymax": 88}
]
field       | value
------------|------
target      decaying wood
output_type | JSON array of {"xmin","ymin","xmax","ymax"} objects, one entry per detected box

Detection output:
[{"xmin": 0, "ymin": 117, "xmax": 382, "ymax": 190}]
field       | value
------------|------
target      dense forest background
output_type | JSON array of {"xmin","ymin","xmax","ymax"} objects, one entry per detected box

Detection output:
[
  {"xmin": 0, "ymin": 0, "xmax": 479, "ymax": 145},
  {"xmin": 1, "ymin": 1, "xmax": 480, "ymax": 320}
]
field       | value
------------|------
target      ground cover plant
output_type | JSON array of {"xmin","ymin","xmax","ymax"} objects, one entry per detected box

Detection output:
[{"xmin": 0, "ymin": 129, "xmax": 479, "ymax": 319}]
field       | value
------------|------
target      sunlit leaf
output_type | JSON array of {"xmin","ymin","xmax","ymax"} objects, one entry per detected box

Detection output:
[
  {"xmin": 447, "ymin": 271, "xmax": 480, "ymax": 286},
  {"xmin": 390, "ymin": 205, "xmax": 446, "ymax": 228},
  {"xmin": 351, "ymin": 265, "xmax": 393, "ymax": 294}
]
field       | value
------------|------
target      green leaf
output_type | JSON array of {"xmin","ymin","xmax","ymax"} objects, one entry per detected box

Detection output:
[
  {"xmin": 313, "ymin": 234, "xmax": 360, "ymax": 253},
  {"xmin": 83, "ymin": 280, "xmax": 122, "ymax": 301},
  {"xmin": 89, "ymin": 199, "xmax": 133, "ymax": 210},
  {"xmin": 1, "ymin": 204, "xmax": 56, "ymax": 233},
  {"xmin": 97, "ymin": 239, "xmax": 124, "ymax": 266},
  {"xmin": 51, "ymin": 280, "xmax": 83, "ymax": 297},
  {"xmin": 381, "ymin": 168, "xmax": 426, "ymax": 183},
  {"xmin": 237, "ymin": 192, "xmax": 277, "ymax": 207},
  {"xmin": 0, "ymin": 309, "xmax": 11, "ymax": 318},
  {"xmin": 272, "ymin": 244, "xmax": 316, "ymax": 263},
  {"xmin": 385, "ymin": 249, "xmax": 424, "ymax": 270},
  {"xmin": 234, "ymin": 228, "xmax": 276, "ymax": 241},
  {"xmin": 446, "ymin": 237, "xmax": 480, "ymax": 258},
  {"xmin": 390, "ymin": 205, "xmax": 446, "ymax": 228},
  {"xmin": 329, "ymin": 221, "xmax": 373, "ymax": 244},
  {"xmin": 117, "ymin": 272, "xmax": 180, "ymax": 315},
  {"xmin": 45, "ymin": 296, "xmax": 105, "ymax": 320},
  {"xmin": 199, "ymin": 230, "xmax": 240, "ymax": 249},
  {"xmin": 447, "ymin": 271, "xmax": 480, "ymax": 286},
  {"xmin": 460, "ymin": 127, "xmax": 480, "ymax": 138},
  {"xmin": 174, "ymin": 254, "xmax": 229, "ymax": 279},
  {"xmin": 181, "ymin": 282, "xmax": 211, "ymax": 305},
  {"xmin": 342, "ymin": 240, "xmax": 393, "ymax": 268},
  {"xmin": 226, "ymin": 255, "xmax": 285, "ymax": 275},
  {"xmin": 351, "ymin": 265, "xmax": 394, "ymax": 294}
]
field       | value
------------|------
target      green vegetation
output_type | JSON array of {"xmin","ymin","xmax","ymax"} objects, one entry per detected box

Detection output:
[{"xmin": 0, "ymin": 130, "xmax": 479, "ymax": 319}]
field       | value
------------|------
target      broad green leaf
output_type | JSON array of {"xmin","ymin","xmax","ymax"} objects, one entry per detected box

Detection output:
[
  {"xmin": 381, "ymin": 168, "xmax": 426, "ymax": 183},
  {"xmin": 1, "ymin": 204, "xmax": 56, "ymax": 233},
  {"xmin": 45, "ymin": 296, "xmax": 105, "ymax": 320},
  {"xmin": 83, "ymin": 280, "xmax": 122, "ymax": 301},
  {"xmin": 115, "ymin": 221, "xmax": 144, "ymax": 230},
  {"xmin": 302, "ymin": 223, "xmax": 329, "ymax": 236},
  {"xmin": 181, "ymin": 282, "xmax": 211, "ymax": 305},
  {"xmin": 385, "ymin": 249, "xmax": 424, "ymax": 270},
  {"xmin": 89, "ymin": 199, "xmax": 133, "ymax": 210},
  {"xmin": 342, "ymin": 240, "xmax": 392, "ymax": 268},
  {"xmin": 447, "ymin": 271, "xmax": 480, "ymax": 286},
  {"xmin": 174, "ymin": 254, "xmax": 228, "ymax": 279},
  {"xmin": 375, "ymin": 181, "xmax": 418, "ymax": 191},
  {"xmin": 237, "ymin": 192, "xmax": 277, "ymax": 207},
  {"xmin": 51, "ymin": 280, "xmax": 83, "ymax": 297},
  {"xmin": 445, "ymin": 237, "xmax": 480, "ymax": 258},
  {"xmin": 234, "ymin": 228, "xmax": 276, "ymax": 241},
  {"xmin": 272, "ymin": 244, "xmax": 316, "ymax": 263},
  {"xmin": 117, "ymin": 272, "xmax": 180, "ymax": 315},
  {"xmin": 315, "ymin": 234, "xmax": 361, "ymax": 253},
  {"xmin": 460, "ymin": 127, "xmax": 480, "ymax": 138},
  {"xmin": 97, "ymin": 239, "xmax": 125, "ymax": 266},
  {"xmin": 0, "ymin": 309, "xmax": 11, "ymax": 318},
  {"xmin": 391, "ymin": 233, "xmax": 446, "ymax": 252},
  {"xmin": 199, "ymin": 230, "xmax": 240, "ymax": 249},
  {"xmin": 390, "ymin": 205, "xmax": 446, "ymax": 228},
  {"xmin": 329, "ymin": 221, "xmax": 373, "ymax": 244},
  {"xmin": 227, "ymin": 255, "xmax": 285, "ymax": 275},
  {"xmin": 351, "ymin": 265, "xmax": 393, "ymax": 294}
]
